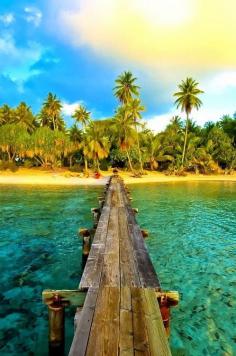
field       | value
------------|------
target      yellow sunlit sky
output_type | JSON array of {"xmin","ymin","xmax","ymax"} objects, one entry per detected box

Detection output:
[{"xmin": 1, "ymin": 0, "xmax": 236, "ymax": 130}]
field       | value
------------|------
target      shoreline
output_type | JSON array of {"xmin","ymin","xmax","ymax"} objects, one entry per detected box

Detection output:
[{"xmin": 0, "ymin": 168, "xmax": 235, "ymax": 186}]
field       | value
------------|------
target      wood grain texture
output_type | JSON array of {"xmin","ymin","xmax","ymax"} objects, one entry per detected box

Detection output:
[{"xmin": 70, "ymin": 176, "xmax": 172, "ymax": 355}]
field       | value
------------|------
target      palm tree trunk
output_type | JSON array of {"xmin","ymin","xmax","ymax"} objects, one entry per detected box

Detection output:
[
  {"xmin": 135, "ymin": 124, "xmax": 143, "ymax": 173},
  {"xmin": 69, "ymin": 155, "xmax": 73, "ymax": 168},
  {"xmin": 84, "ymin": 157, "xmax": 88, "ymax": 173},
  {"xmin": 182, "ymin": 112, "xmax": 189, "ymax": 167},
  {"xmin": 52, "ymin": 116, "xmax": 56, "ymax": 131},
  {"xmin": 126, "ymin": 149, "xmax": 134, "ymax": 173}
]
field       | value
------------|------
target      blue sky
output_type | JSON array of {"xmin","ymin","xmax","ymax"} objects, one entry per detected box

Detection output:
[{"xmin": 0, "ymin": 0, "xmax": 236, "ymax": 130}]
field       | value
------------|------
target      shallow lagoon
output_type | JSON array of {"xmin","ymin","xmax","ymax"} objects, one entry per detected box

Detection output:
[{"xmin": 0, "ymin": 181, "xmax": 236, "ymax": 355}]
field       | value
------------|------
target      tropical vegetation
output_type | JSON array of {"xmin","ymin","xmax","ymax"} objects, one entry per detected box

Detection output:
[{"xmin": 0, "ymin": 74, "xmax": 235, "ymax": 174}]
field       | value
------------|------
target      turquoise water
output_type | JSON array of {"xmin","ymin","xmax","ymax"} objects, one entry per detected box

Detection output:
[
  {"xmin": 0, "ymin": 182, "xmax": 235, "ymax": 355},
  {"xmin": 0, "ymin": 185, "xmax": 101, "ymax": 355},
  {"xmin": 131, "ymin": 181, "xmax": 236, "ymax": 356}
]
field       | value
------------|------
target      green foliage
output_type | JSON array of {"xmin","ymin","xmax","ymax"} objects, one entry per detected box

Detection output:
[
  {"xmin": 39, "ymin": 93, "xmax": 65, "ymax": 131},
  {"xmin": 31, "ymin": 127, "xmax": 70, "ymax": 167},
  {"xmin": 72, "ymin": 105, "xmax": 91, "ymax": 129},
  {"xmin": 114, "ymin": 71, "xmax": 140, "ymax": 104},
  {"xmin": 0, "ymin": 123, "xmax": 30, "ymax": 161},
  {"xmin": 0, "ymin": 75, "xmax": 235, "ymax": 174},
  {"xmin": 174, "ymin": 77, "xmax": 204, "ymax": 166}
]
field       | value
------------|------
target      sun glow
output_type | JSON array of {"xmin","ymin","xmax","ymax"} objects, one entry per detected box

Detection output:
[{"xmin": 135, "ymin": 0, "xmax": 193, "ymax": 26}]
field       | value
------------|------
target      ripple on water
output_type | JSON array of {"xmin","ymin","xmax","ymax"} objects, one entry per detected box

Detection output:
[
  {"xmin": 131, "ymin": 181, "xmax": 236, "ymax": 355},
  {"xmin": 0, "ymin": 184, "xmax": 101, "ymax": 355},
  {"xmin": 0, "ymin": 182, "xmax": 235, "ymax": 355}
]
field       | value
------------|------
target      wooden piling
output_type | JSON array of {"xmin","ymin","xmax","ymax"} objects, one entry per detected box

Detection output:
[
  {"xmin": 48, "ymin": 296, "xmax": 65, "ymax": 356},
  {"xmin": 78, "ymin": 228, "xmax": 91, "ymax": 268}
]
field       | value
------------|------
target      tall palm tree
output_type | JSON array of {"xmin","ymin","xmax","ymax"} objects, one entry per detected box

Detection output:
[
  {"xmin": 174, "ymin": 77, "xmax": 204, "ymax": 166},
  {"xmin": 127, "ymin": 98, "xmax": 145, "ymax": 172},
  {"xmin": 114, "ymin": 106, "xmax": 136, "ymax": 173},
  {"xmin": 114, "ymin": 71, "xmax": 140, "ymax": 104},
  {"xmin": 72, "ymin": 105, "xmax": 91, "ymax": 128},
  {"xmin": 40, "ymin": 93, "xmax": 64, "ymax": 131},
  {"xmin": 72, "ymin": 105, "xmax": 91, "ymax": 174}
]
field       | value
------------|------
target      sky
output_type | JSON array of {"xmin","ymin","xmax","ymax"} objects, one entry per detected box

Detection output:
[{"xmin": 0, "ymin": 0, "xmax": 236, "ymax": 131}]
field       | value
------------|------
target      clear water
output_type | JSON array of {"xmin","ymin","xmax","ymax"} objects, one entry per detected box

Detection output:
[
  {"xmin": 0, "ymin": 185, "xmax": 101, "ymax": 355},
  {"xmin": 131, "ymin": 181, "xmax": 236, "ymax": 356},
  {"xmin": 0, "ymin": 182, "xmax": 235, "ymax": 355}
]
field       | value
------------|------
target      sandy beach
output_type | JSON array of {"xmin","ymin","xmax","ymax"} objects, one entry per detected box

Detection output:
[{"xmin": 0, "ymin": 168, "xmax": 235, "ymax": 186}]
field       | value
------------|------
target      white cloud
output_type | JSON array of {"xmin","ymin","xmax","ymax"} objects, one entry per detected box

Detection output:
[
  {"xmin": 62, "ymin": 101, "xmax": 84, "ymax": 116},
  {"xmin": 145, "ymin": 110, "xmax": 177, "ymax": 132},
  {"xmin": 24, "ymin": 7, "xmax": 42, "ymax": 27},
  {"xmin": 0, "ymin": 32, "xmax": 44, "ymax": 90},
  {"xmin": 0, "ymin": 13, "xmax": 15, "ymax": 25},
  {"xmin": 206, "ymin": 71, "xmax": 236, "ymax": 94},
  {"xmin": 145, "ymin": 106, "xmax": 235, "ymax": 133}
]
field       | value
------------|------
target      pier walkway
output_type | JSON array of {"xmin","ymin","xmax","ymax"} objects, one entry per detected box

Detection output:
[{"xmin": 69, "ymin": 176, "xmax": 171, "ymax": 355}]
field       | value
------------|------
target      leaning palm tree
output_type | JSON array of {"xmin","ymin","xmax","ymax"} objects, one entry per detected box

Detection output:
[
  {"xmin": 174, "ymin": 77, "xmax": 204, "ymax": 166},
  {"xmin": 114, "ymin": 71, "xmax": 140, "ymax": 104},
  {"xmin": 72, "ymin": 105, "xmax": 91, "ymax": 174},
  {"xmin": 127, "ymin": 98, "xmax": 145, "ymax": 172}
]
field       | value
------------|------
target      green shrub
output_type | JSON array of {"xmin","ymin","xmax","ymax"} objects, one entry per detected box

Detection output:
[
  {"xmin": 24, "ymin": 160, "xmax": 34, "ymax": 168},
  {"xmin": 100, "ymin": 159, "xmax": 109, "ymax": 171}
]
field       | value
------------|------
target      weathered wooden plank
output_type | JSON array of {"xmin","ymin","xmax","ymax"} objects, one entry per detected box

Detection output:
[
  {"xmin": 119, "ymin": 287, "xmax": 134, "ymax": 356},
  {"xmin": 101, "ymin": 206, "xmax": 120, "ymax": 287},
  {"xmin": 125, "ymin": 204, "xmax": 160, "ymax": 289},
  {"xmin": 142, "ymin": 288, "xmax": 171, "ymax": 356},
  {"xmin": 86, "ymin": 287, "xmax": 120, "ymax": 356},
  {"xmin": 79, "ymin": 206, "xmax": 111, "ymax": 289},
  {"xmin": 119, "ymin": 207, "xmax": 140, "ymax": 287},
  {"xmin": 42, "ymin": 289, "xmax": 86, "ymax": 307},
  {"xmin": 131, "ymin": 287, "xmax": 150, "ymax": 355},
  {"xmin": 69, "ymin": 288, "xmax": 99, "ymax": 356}
]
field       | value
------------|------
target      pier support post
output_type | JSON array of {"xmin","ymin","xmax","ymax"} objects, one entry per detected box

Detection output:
[
  {"xmin": 156, "ymin": 290, "xmax": 179, "ymax": 337},
  {"xmin": 91, "ymin": 208, "xmax": 100, "ymax": 228},
  {"xmin": 48, "ymin": 295, "xmax": 65, "ymax": 356},
  {"xmin": 141, "ymin": 229, "xmax": 149, "ymax": 238},
  {"xmin": 79, "ymin": 228, "xmax": 91, "ymax": 268},
  {"xmin": 98, "ymin": 198, "xmax": 105, "ymax": 209}
]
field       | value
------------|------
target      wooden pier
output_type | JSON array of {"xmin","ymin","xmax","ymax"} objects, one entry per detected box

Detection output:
[{"xmin": 43, "ymin": 175, "xmax": 179, "ymax": 355}]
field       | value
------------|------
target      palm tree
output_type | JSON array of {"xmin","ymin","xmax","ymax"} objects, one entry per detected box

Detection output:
[
  {"xmin": 14, "ymin": 102, "xmax": 36, "ymax": 133},
  {"xmin": 0, "ymin": 104, "xmax": 14, "ymax": 126},
  {"xmin": 174, "ymin": 77, "xmax": 204, "ymax": 166},
  {"xmin": 114, "ymin": 106, "xmax": 136, "ymax": 173},
  {"xmin": 114, "ymin": 71, "xmax": 140, "ymax": 104},
  {"xmin": 40, "ymin": 93, "xmax": 64, "ymax": 131},
  {"xmin": 83, "ymin": 122, "xmax": 110, "ymax": 171},
  {"xmin": 72, "ymin": 105, "xmax": 91, "ymax": 173},
  {"xmin": 72, "ymin": 105, "xmax": 91, "ymax": 128},
  {"xmin": 127, "ymin": 98, "xmax": 145, "ymax": 172},
  {"xmin": 68, "ymin": 124, "xmax": 82, "ymax": 168}
]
